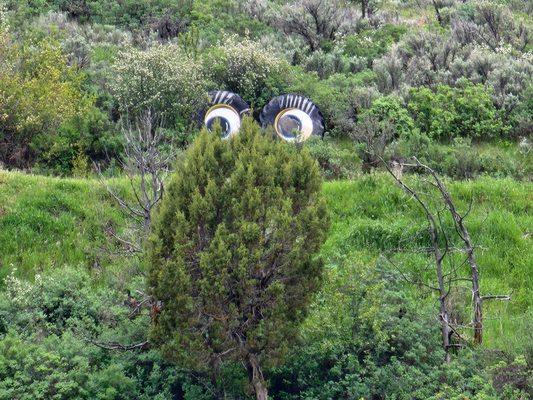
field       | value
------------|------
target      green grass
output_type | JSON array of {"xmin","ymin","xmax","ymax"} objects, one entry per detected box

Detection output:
[
  {"xmin": 0, "ymin": 169, "xmax": 531, "ymax": 354},
  {"xmin": 0, "ymin": 170, "xmax": 129, "ymax": 282}
]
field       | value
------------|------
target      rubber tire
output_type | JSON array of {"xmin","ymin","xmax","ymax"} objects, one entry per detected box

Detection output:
[{"xmin": 259, "ymin": 94, "xmax": 324, "ymax": 140}]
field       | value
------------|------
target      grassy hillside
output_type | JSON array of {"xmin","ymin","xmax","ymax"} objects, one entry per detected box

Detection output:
[
  {"xmin": 0, "ymin": 169, "xmax": 531, "ymax": 355},
  {"xmin": 0, "ymin": 170, "xmax": 129, "ymax": 282}
]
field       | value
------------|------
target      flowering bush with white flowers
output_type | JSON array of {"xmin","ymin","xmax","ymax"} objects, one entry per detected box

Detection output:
[
  {"xmin": 204, "ymin": 36, "xmax": 290, "ymax": 109},
  {"xmin": 111, "ymin": 44, "xmax": 209, "ymax": 127}
]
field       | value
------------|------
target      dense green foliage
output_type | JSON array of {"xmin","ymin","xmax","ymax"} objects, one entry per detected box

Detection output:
[
  {"xmin": 0, "ymin": 0, "xmax": 531, "ymax": 397},
  {"xmin": 1, "ymin": 0, "xmax": 530, "ymax": 177},
  {"xmin": 111, "ymin": 44, "xmax": 208, "ymax": 127},
  {"xmin": 148, "ymin": 119, "xmax": 329, "ymax": 396},
  {"xmin": 408, "ymin": 81, "xmax": 505, "ymax": 141},
  {"xmin": 0, "ymin": 35, "xmax": 90, "ymax": 169}
]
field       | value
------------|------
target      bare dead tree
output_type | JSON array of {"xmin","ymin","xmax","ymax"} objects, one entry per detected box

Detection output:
[
  {"xmin": 404, "ymin": 157, "xmax": 509, "ymax": 345},
  {"xmin": 97, "ymin": 108, "xmax": 173, "ymax": 252},
  {"xmin": 381, "ymin": 158, "xmax": 455, "ymax": 362},
  {"xmin": 381, "ymin": 155, "xmax": 511, "ymax": 351}
]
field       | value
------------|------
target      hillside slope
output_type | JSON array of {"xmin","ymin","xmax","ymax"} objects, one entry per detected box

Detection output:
[
  {"xmin": 0, "ymin": 170, "xmax": 128, "ymax": 281},
  {"xmin": 0, "ymin": 170, "xmax": 531, "ymax": 354}
]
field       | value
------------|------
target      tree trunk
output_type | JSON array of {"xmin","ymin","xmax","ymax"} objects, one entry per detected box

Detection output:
[
  {"xmin": 432, "ymin": 1, "xmax": 444, "ymax": 26},
  {"xmin": 437, "ymin": 180, "xmax": 484, "ymax": 345},
  {"xmin": 382, "ymin": 158, "xmax": 454, "ymax": 362},
  {"xmin": 247, "ymin": 354, "xmax": 268, "ymax": 400},
  {"xmin": 253, "ymin": 379, "xmax": 268, "ymax": 400},
  {"xmin": 439, "ymin": 292, "xmax": 452, "ymax": 363},
  {"xmin": 435, "ymin": 241, "xmax": 452, "ymax": 362}
]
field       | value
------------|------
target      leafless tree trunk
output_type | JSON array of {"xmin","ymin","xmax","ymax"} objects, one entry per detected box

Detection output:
[
  {"xmin": 392, "ymin": 157, "xmax": 509, "ymax": 347},
  {"xmin": 412, "ymin": 160, "xmax": 483, "ymax": 343},
  {"xmin": 97, "ymin": 108, "xmax": 173, "ymax": 251},
  {"xmin": 381, "ymin": 158, "xmax": 453, "ymax": 362}
]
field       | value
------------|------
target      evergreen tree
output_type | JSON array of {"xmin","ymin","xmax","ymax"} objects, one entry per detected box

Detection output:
[{"xmin": 147, "ymin": 118, "xmax": 329, "ymax": 399}]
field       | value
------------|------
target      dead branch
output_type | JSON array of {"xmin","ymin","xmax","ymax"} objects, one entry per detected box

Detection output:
[
  {"xmin": 482, "ymin": 295, "xmax": 511, "ymax": 301},
  {"xmin": 411, "ymin": 156, "xmax": 484, "ymax": 345},
  {"xmin": 96, "ymin": 108, "xmax": 174, "ymax": 253},
  {"xmin": 86, "ymin": 338, "xmax": 149, "ymax": 351}
]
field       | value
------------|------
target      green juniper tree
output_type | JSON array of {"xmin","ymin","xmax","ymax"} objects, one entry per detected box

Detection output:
[{"xmin": 147, "ymin": 118, "xmax": 329, "ymax": 399}]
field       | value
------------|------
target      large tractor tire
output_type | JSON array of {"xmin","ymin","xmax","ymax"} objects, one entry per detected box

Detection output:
[
  {"xmin": 259, "ymin": 94, "xmax": 324, "ymax": 142},
  {"xmin": 201, "ymin": 90, "xmax": 250, "ymax": 139}
]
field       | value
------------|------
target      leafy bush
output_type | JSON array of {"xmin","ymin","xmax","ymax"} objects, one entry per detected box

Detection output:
[
  {"xmin": 0, "ymin": 267, "xmax": 211, "ymax": 400},
  {"xmin": 0, "ymin": 35, "xmax": 89, "ymax": 169},
  {"xmin": 32, "ymin": 106, "xmax": 121, "ymax": 176},
  {"xmin": 111, "ymin": 44, "xmax": 208, "ymax": 127},
  {"xmin": 452, "ymin": 0, "xmax": 530, "ymax": 51},
  {"xmin": 343, "ymin": 23, "xmax": 407, "ymax": 67},
  {"xmin": 448, "ymin": 46, "xmax": 533, "ymax": 132},
  {"xmin": 362, "ymin": 95, "xmax": 415, "ymax": 136},
  {"xmin": 373, "ymin": 51, "xmax": 404, "ymax": 93},
  {"xmin": 306, "ymin": 137, "xmax": 360, "ymax": 179},
  {"xmin": 301, "ymin": 46, "xmax": 366, "ymax": 79},
  {"xmin": 204, "ymin": 36, "xmax": 290, "ymax": 111},
  {"xmin": 408, "ymin": 80, "xmax": 506, "ymax": 141},
  {"xmin": 190, "ymin": 0, "xmax": 273, "ymax": 45},
  {"xmin": 273, "ymin": 0, "xmax": 359, "ymax": 52}
]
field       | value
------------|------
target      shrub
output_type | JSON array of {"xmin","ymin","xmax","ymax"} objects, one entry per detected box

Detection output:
[
  {"xmin": 447, "ymin": 46, "xmax": 533, "ymax": 133},
  {"xmin": 0, "ymin": 267, "xmax": 211, "ymax": 399},
  {"xmin": 111, "ymin": 44, "xmax": 208, "ymax": 128},
  {"xmin": 190, "ymin": 0, "xmax": 273, "ymax": 45},
  {"xmin": 306, "ymin": 137, "xmax": 360, "ymax": 179},
  {"xmin": 204, "ymin": 36, "xmax": 290, "ymax": 111},
  {"xmin": 408, "ymin": 80, "xmax": 506, "ymax": 141},
  {"xmin": 373, "ymin": 51, "xmax": 404, "ymax": 93},
  {"xmin": 301, "ymin": 46, "xmax": 366, "ymax": 79},
  {"xmin": 33, "ymin": 11, "xmax": 133, "ymax": 68},
  {"xmin": 361, "ymin": 95, "xmax": 415, "ymax": 137},
  {"xmin": 0, "ymin": 35, "xmax": 89, "ymax": 169},
  {"xmin": 452, "ymin": 0, "xmax": 529, "ymax": 52},
  {"xmin": 32, "ymin": 106, "xmax": 121, "ymax": 175},
  {"xmin": 273, "ymin": 0, "xmax": 359, "ymax": 52},
  {"xmin": 148, "ymin": 118, "xmax": 329, "ymax": 398},
  {"xmin": 343, "ymin": 24, "xmax": 407, "ymax": 67}
]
